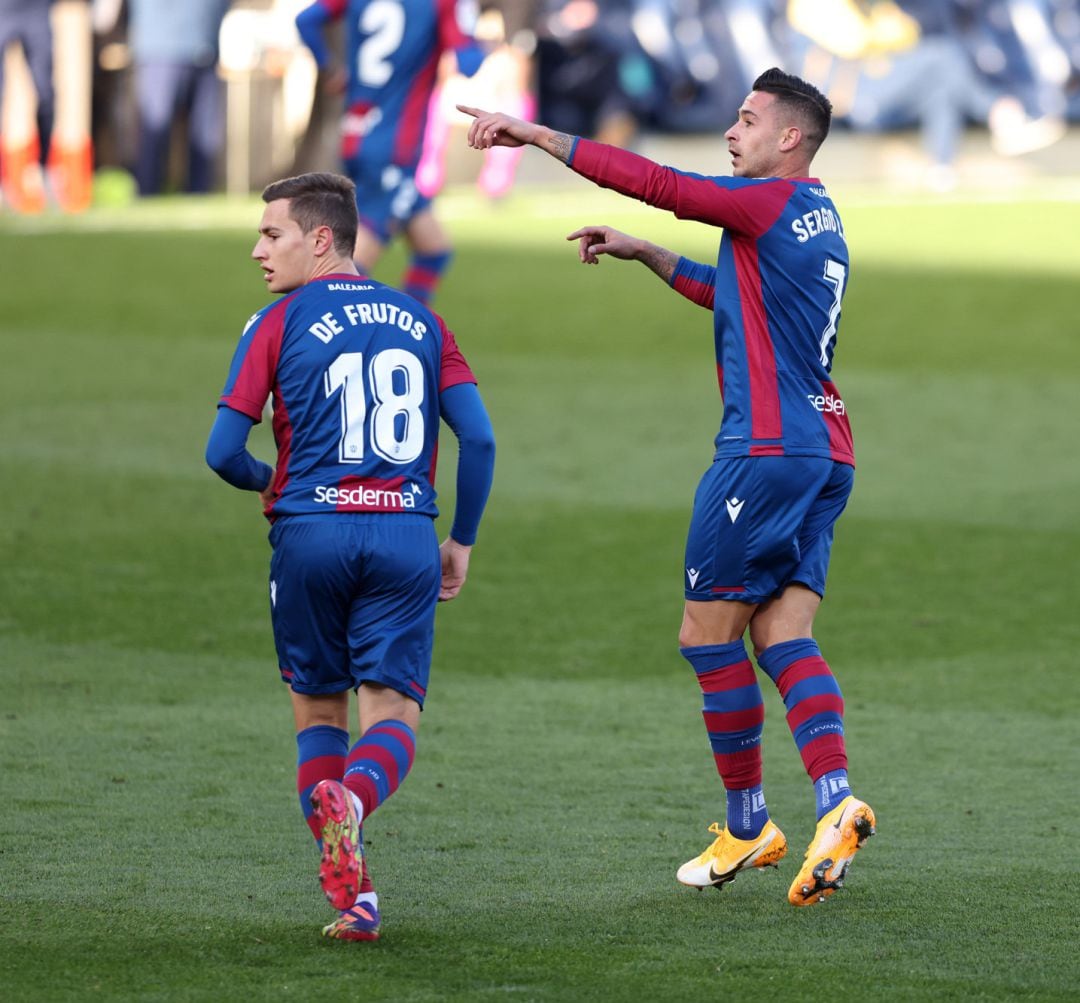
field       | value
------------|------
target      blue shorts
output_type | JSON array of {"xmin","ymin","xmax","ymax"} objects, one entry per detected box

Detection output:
[
  {"xmin": 268, "ymin": 514, "xmax": 440, "ymax": 705},
  {"xmin": 346, "ymin": 157, "xmax": 432, "ymax": 244},
  {"xmin": 684, "ymin": 456, "xmax": 854, "ymax": 604}
]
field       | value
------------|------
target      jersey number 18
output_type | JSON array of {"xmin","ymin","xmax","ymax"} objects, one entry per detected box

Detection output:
[{"xmin": 325, "ymin": 349, "xmax": 426, "ymax": 464}]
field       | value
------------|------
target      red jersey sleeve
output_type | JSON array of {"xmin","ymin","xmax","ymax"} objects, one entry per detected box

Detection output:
[
  {"xmin": 436, "ymin": 315, "xmax": 477, "ymax": 391},
  {"xmin": 219, "ymin": 304, "xmax": 287, "ymax": 421},
  {"xmin": 568, "ymin": 139, "xmax": 794, "ymax": 238},
  {"xmin": 437, "ymin": 0, "xmax": 475, "ymax": 51}
]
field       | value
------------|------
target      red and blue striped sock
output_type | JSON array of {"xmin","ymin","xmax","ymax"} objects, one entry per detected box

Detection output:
[
  {"xmin": 296, "ymin": 724, "xmax": 349, "ymax": 842},
  {"xmin": 758, "ymin": 638, "xmax": 849, "ymax": 819},
  {"xmin": 296, "ymin": 724, "xmax": 375, "ymax": 898},
  {"xmin": 402, "ymin": 250, "xmax": 452, "ymax": 305},
  {"xmin": 343, "ymin": 720, "xmax": 417, "ymax": 821},
  {"xmin": 681, "ymin": 641, "xmax": 769, "ymax": 838}
]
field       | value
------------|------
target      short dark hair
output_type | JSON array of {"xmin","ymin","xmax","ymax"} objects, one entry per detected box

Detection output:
[
  {"xmin": 261, "ymin": 172, "xmax": 358, "ymax": 257},
  {"xmin": 752, "ymin": 67, "xmax": 832, "ymax": 155}
]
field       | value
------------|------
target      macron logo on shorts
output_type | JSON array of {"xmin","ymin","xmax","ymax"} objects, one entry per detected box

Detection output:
[
  {"xmin": 725, "ymin": 497, "xmax": 745, "ymax": 523},
  {"xmin": 687, "ymin": 568, "xmax": 701, "ymax": 589}
]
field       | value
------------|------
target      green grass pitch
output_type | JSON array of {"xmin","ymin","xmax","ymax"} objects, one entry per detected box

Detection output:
[{"xmin": 1, "ymin": 181, "xmax": 1078, "ymax": 1000}]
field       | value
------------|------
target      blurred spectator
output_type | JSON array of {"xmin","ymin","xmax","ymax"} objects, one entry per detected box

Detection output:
[
  {"xmin": 90, "ymin": 0, "xmax": 132, "ymax": 173},
  {"xmin": 0, "ymin": 0, "xmax": 55, "ymax": 211},
  {"xmin": 950, "ymin": 0, "xmax": 1074, "ymax": 122},
  {"xmin": 416, "ymin": 2, "xmax": 540, "ymax": 201},
  {"xmin": 620, "ymin": 0, "xmax": 748, "ymax": 132},
  {"xmin": 474, "ymin": 0, "xmax": 538, "ymax": 197},
  {"xmin": 533, "ymin": 0, "xmax": 783, "ymax": 137},
  {"xmin": 535, "ymin": 0, "xmax": 652, "ymax": 144},
  {"xmin": 785, "ymin": 0, "xmax": 1064, "ymax": 189},
  {"xmin": 128, "ymin": 0, "xmax": 230, "ymax": 195}
]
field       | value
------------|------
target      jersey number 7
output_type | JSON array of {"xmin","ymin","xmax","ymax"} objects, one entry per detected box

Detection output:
[{"xmin": 819, "ymin": 258, "xmax": 847, "ymax": 369}]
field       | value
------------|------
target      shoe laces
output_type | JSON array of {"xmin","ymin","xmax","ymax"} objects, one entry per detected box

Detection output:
[{"xmin": 703, "ymin": 821, "xmax": 731, "ymax": 858}]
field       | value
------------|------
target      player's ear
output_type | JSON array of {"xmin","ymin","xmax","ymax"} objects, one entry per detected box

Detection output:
[
  {"xmin": 779, "ymin": 125, "xmax": 801, "ymax": 152},
  {"xmin": 312, "ymin": 224, "xmax": 334, "ymax": 256}
]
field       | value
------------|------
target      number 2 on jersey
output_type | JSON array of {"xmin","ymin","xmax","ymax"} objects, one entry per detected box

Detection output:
[
  {"xmin": 325, "ymin": 350, "xmax": 426, "ymax": 465},
  {"xmin": 357, "ymin": 0, "xmax": 405, "ymax": 87}
]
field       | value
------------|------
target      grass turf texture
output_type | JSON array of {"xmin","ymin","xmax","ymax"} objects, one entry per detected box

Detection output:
[{"xmin": 1, "ymin": 186, "xmax": 1078, "ymax": 1000}]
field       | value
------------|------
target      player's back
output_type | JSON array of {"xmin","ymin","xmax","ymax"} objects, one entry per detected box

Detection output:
[{"xmin": 246, "ymin": 275, "xmax": 450, "ymax": 518}]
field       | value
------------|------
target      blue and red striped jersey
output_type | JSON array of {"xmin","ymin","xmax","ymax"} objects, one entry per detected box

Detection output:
[
  {"xmin": 297, "ymin": 0, "xmax": 484, "ymax": 169},
  {"xmin": 218, "ymin": 274, "xmax": 476, "ymax": 519},
  {"xmin": 568, "ymin": 139, "xmax": 855, "ymax": 466}
]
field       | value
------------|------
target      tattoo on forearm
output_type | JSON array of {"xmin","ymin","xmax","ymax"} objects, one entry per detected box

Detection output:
[
  {"xmin": 639, "ymin": 244, "xmax": 678, "ymax": 284},
  {"xmin": 548, "ymin": 132, "xmax": 574, "ymax": 163}
]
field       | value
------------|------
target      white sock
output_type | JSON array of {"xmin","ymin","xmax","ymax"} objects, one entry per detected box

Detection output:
[{"xmin": 354, "ymin": 891, "xmax": 378, "ymax": 911}]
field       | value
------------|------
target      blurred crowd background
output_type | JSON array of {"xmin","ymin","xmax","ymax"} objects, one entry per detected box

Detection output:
[{"xmin": 1, "ymin": 0, "xmax": 1078, "ymax": 212}]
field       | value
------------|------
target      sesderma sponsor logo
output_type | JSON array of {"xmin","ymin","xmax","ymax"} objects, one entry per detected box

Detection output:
[
  {"xmin": 313, "ymin": 482, "xmax": 420, "ymax": 510},
  {"xmin": 807, "ymin": 392, "xmax": 846, "ymax": 415}
]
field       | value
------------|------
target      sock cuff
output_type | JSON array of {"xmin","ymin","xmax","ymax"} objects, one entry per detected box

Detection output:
[
  {"xmin": 409, "ymin": 249, "xmax": 453, "ymax": 269},
  {"xmin": 680, "ymin": 640, "xmax": 749, "ymax": 671},
  {"xmin": 296, "ymin": 724, "xmax": 349, "ymax": 749},
  {"xmin": 361, "ymin": 719, "xmax": 416, "ymax": 745},
  {"xmin": 756, "ymin": 637, "xmax": 821, "ymax": 680}
]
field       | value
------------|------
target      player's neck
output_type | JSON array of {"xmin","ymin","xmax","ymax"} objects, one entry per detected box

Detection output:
[{"xmin": 309, "ymin": 255, "xmax": 360, "ymax": 282}]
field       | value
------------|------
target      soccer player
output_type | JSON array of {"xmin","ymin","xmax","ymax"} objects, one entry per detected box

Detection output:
[
  {"xmin": 205, "ymin": 171, "xmax": 495, "ymax": 939},
  {"xmin": 458, "ymin": 68, "xmax": 875, "ymax": 907},
  {"xmin": 295, "ymin": 0, "xmax": 487, "ymax": 305}
]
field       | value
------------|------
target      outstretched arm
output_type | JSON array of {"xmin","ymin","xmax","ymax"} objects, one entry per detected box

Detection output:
[
  {"xmin": 460, "ymin": 105, "xmax": 790, "ymax": 236},
  {"xmin": 566, "ymin": 224, "xmax": 716, "ymax": 310},
  {"xmin": 458, "ymin": 104, "xmax": 575, "ymax": 163}
]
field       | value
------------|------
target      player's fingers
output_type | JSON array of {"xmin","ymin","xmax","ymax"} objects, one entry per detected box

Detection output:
[{"xmin": 456, "ymin": 104, "xmax": 481, "ymax": 119}]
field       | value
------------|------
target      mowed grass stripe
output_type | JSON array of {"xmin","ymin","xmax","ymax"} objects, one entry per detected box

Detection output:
[
  {"xmin": 1, "ymin": 193, "xmax": 1078, "ymax": 998},
  {"xmin": 1, "ymin": 640, "xmax": 1076, "ymax": 998}
]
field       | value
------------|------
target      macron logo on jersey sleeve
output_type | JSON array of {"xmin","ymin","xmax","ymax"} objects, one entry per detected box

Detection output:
[{"xmin": 219, "ymin": 299, "xmax": 290, "ymax": 421}]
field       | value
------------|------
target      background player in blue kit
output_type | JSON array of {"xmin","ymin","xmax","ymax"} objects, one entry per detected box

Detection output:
[
  {"xmin": 295, "ymin": 0, "xmax": 486, "ymax": 305},
  {"xmin": 205, "ymin": 171, "xmax": 495, "ymax": 940},
  {"xmin": 459, "ymin": 68, "xmax": 875, "ymax": 907}
]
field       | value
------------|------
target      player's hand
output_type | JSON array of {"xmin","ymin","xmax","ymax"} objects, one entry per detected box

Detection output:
[
  {"xmin": 457, "ymin": 105, "xmax": 535, "ymax": 149},
  {"xmin": 438, "ymin": 537, "xmax": 473, "ymax": 602},
  {"xmin": 258, "ymin": 478, "xmax": 275, "ymax": 511},
  {"xmin": 566, "ymin": 225, "xmax": 643, "ymax": 264}
]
